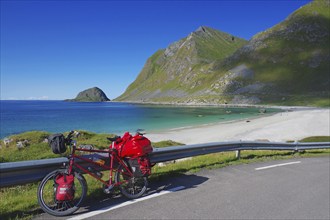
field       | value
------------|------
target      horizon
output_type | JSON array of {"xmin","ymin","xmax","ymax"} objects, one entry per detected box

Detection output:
[{"xmin": 1, "ymin": 0, "xmax": 312, "ymax": 100}]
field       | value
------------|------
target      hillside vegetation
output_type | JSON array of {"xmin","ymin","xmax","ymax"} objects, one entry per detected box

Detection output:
[{"xmin": 117, "ymin": 1, "xmax": 330, "ymax": 106}]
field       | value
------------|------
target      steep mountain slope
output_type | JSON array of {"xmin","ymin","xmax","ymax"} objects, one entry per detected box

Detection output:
[
  {"xmin": 212, "ymin": 0, "xmax": 330, "ymax": 105},
  {"xmin": 116, "ymin": 26, "xmax": 247, "ymax": 102},
  {"xmin": 66, "ymin": 87, "xmax": 110, "ymax": 102},
  {"xmin": 117, "ymin": 0, "xmax": 330, "ymax": 106}
]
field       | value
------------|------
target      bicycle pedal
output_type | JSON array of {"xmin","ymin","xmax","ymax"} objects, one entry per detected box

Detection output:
[{"xmin": 103, "ymin": 185, "xmax": 114, "ymax": 194}]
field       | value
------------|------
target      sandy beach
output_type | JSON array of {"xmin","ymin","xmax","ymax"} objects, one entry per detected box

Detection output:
[{"xmin": 148, "ymin": 108, "xmax": 330, "ymax": 144}]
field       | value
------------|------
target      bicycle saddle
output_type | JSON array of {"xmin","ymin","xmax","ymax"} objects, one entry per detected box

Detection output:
[{"xmin": 107, "ymin": 136, "xmax": 120, "ymax": 142}]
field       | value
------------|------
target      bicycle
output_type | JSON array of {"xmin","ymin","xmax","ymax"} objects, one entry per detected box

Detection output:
[{"xmin": 37, "ymin": 130, "xmax": 153, "ymax": 216}]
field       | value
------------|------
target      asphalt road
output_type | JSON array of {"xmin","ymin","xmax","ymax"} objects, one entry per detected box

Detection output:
[{"xmin": 36, "ymin": 157, "xmax": 330, "ymax": 220}]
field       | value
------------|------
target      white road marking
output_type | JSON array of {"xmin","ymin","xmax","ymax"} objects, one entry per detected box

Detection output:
[
  {"xmin": 255, "ymin": 161, "xmax": 301, "ymax": 170},
  {"xmin": 67, "ymin": 186, "xmax": 185, "ymax": 220}
]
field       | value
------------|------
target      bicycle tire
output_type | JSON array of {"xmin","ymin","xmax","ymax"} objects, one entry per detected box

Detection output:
[
  {"xmin": 115, "ymin": 164, "xmax": 148, "ymax": 199},
  {"xmin": 37, "ymin": 169, "xmax": 87, "ymax": 216}
]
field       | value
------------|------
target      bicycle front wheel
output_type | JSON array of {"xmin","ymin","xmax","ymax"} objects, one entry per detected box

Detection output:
[
  {"xmin": 115, "ymin": 164, "xmax": 148, "ymax": 199},
  {"xmin": 37, "ymin": 169, "xmax": 87, "ymax": 216}
]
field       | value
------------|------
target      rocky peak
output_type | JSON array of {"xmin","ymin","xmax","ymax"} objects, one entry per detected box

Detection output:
[
  {"xmin": 164, "ymin": 26, "xmax": 216, "ymax": 58},
  {"xmin": 193, "ymin": 26, "xmax": 207, "ymax": 34}
]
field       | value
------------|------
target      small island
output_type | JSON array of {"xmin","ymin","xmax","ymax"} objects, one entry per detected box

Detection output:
[{"xmin": 66, "ymin": 87, "xmax": 110, "ymax": 102}]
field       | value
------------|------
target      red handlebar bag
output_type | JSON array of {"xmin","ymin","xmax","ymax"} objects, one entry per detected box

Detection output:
[{"xmin": 55, "ymin": 173, "xmax": 75, "ymax": 201}]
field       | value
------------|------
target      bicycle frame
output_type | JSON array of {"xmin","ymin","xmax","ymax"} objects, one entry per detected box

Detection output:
[{"xmin": 66, "ymin": 141, "xmax": 134, "ymax": 188}]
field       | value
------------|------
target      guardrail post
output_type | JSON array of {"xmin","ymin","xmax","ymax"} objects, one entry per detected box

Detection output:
[
  {"xmin": 294, "ymin": 140, "xmax": 299, "ymax": 153},
  {"xmin": 236, "ymin": 140, "xmax": 242, "ymax": 160},
  {"xmin": 236, "ymin": 150, "xmax": 241, "ymax": 160},
  {"xmin": 294, "ymin": 140, "xmax": 305, "ymax": 153}
]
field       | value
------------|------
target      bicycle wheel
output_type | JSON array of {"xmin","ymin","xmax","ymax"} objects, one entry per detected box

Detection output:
[
  {"xmin": 37, "ymin": 169, "xmax": 87, "ymax": 216},
  {"xmin": 115, "ymin": 164, "xmax": 148, "ymax": 199}
]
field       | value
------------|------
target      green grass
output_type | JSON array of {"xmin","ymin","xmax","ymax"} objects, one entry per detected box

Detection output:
[
  {"xmin": 300, "ymin": 136, "xmax": 330, "ymax": 142},
  {"xmin": 0, "ymin": 131, "xmax": 55, "ymax": 162},
  {"xmin": 0, "ymin": 134, "xmax": 329, "ymax": 220},
  {"xmin": 0, "ymin": 131, "xmax": 117, "ymax": 162},
  {"xmin": 258, "ymin": 94, "xmax": 330, "ymax": 107},
  {"xmin": 152, "ymin": 140, "xmax": 184, "ymax": 148},
  {"xmin": 0, "ymin": 183, "xmax": 42, "ymax": 220}
]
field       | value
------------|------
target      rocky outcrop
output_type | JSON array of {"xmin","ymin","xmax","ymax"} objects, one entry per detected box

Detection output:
[{"xmin": 67, "ymin": 87, "xmax": 110, "ymax": 102}]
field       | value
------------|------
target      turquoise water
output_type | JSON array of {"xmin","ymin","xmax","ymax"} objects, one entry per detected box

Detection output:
[{"xmin": 0, "ymin": 101, "xmax": 280, "ymax": 138}]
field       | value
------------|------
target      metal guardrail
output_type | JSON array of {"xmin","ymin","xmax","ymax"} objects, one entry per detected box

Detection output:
[
  {"xmin": 1, "ymin": 141, "xmax": 329, "ymax": 188},
  {"xmin": 150, "ymin": 141, "xmax": 330, "ymax": 162},
  {"xmin": 0, "ymin": 157, "xmax": 68, "ymax": 187}
]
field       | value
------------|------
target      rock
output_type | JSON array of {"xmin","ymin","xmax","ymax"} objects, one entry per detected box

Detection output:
[
  {"xmin": 74, "ymin": 131, "xmax": 81, "ymax": 138},
  {"xmin": 3, "ymin": 138, "xmax": 13, "ymax": 146},
  {"xmin": 16, "ymin": 141, "xmax": 24, "ymax": 149},
  {"xmin": 16, "ymin": 139, "xmax": 29, "ymax": 149},
  {"xmin": 227, "ymin": 64, "xmax": 254, "ymax": 80},
  {"xmin": 66, "ymin": 87, "xmax": 110, "ymax": 102}
]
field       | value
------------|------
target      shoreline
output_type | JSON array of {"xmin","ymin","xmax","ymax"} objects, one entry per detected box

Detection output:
[
  {"xmin": 147, "ymin": 108, "xmax": 330, "ymax": 145},
  {"xmin": 111, "ymin": 100, "xmax": 321, "ymax": 110},
  {"xmin": 1, "ymin": 100, "xmax": 329, "ymax": 143}
]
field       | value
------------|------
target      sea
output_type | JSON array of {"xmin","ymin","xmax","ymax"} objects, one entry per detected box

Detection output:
[{"xmin": 0, "ymin": 100, "xmax": 280, "ymax": 139}]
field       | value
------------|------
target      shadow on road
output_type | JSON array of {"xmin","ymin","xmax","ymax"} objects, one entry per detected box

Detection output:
[
  {"xmin": 60, "ymin": 173, "xmax": 209, "ymax": 219},
  {"xmin": 148, "ymin": 173, "xmax": 209, "ymax": 195}
]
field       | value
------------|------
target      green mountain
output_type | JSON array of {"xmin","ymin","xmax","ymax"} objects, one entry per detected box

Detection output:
[
  {"xmin": 213, "ymin": 0, "xmax": 330, "ymax": 106},
  {"xmin": 66, "ymin": 87, "xmax": 110, "ymax": 102},
  {"xmin": 117, "ymin": 0, "xmax": 330, "ymax": 106},
  {"xmin": 116, "ymin": 26, "xmax": 248, "ymax": 102}
]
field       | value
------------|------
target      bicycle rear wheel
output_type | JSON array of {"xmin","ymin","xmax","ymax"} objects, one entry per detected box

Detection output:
[
  {"xmin": 115, "ymin": 164, "xmax": 148, "ymax": 199},
  {"xmin": 37, "ymin": 169, "xmax": 87, "ymax": 216}
]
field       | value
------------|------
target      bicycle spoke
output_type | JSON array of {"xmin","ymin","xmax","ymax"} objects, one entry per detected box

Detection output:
[{"xmin": 115, "ymin": 165, "xmax": 147, "ymax": 199}]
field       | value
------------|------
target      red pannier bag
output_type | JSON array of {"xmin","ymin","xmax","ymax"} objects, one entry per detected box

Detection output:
[
  {"xmin": 128, "ymin": 156, "xmax": 152, "ymax": 177},
  {"xmin": 55, "ymin": 173, "xmax": 75, "ymax": 201},
  {"xmin": 114, "ymin": 132, "xmax": 153, "ymax": 158},
  {"xmin": 114, "ymin": 132, "xmax": 153, "ymax": 177}
]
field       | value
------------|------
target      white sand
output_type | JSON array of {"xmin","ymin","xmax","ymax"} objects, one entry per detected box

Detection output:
[{"xmin": 147, "ymin": 108, "xmax": 330, "ymax": 144}]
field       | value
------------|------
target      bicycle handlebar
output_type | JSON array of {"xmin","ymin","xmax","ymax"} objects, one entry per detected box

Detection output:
[{"xmin": 66, "ymin": 131, "xmax": 75, "ymax": 144}]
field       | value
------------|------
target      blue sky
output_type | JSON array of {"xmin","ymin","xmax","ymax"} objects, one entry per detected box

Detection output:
[{"xmin": 1, "ymin": 0, "xmax": 311, "ymax": 100}]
